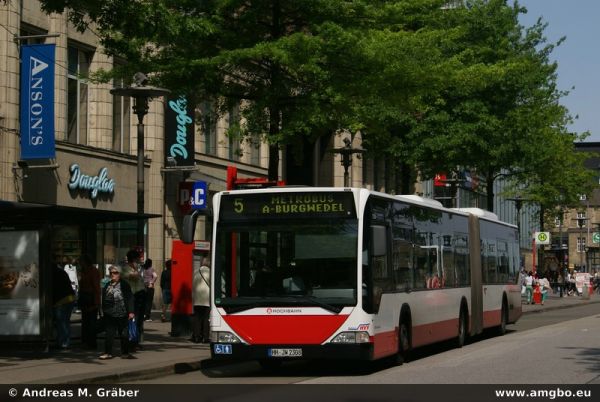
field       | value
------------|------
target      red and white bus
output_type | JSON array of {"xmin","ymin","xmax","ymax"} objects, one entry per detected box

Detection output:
[{"xmin": 206, "ymin": 187, "xmax": 522, "ymax": 366}]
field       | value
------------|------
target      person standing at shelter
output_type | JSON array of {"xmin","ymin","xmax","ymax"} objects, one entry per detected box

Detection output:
[
  {"xmin": 143, "ymin": 259, "xmax": 157, "ymax": 321},
  {"xmin": 52, "ymin": 255, "xmax": 76, "ymax": 349},
  {"xmin": 78, "ymin": 254, "xmax": 101, "ymax": 349},
  {"xmin": 160, "ymin": 260, "xmax": 172, "ymax": 322},
  {"xmin": 122, "ymin": 249, "xmax": 146, "ymax": 350},
  {"xmin": 63, "ymin": 257, "xmax": 79, "ymax": 309},
  {"xmin": 191, "ymin": 257, "xmax": 211, "ymax": 343},
  {"xmin": 100, "ymin": 266, "xmax": 135, "ymax": 360}
]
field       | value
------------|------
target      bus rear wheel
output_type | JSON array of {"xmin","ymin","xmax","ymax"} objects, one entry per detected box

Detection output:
[
  {"xmin": 456, "ymin": 309, "xmax": 467, "ymax": 348},
  {"xmin": 497, "ymin": 301, "xmax": 508, "ymax": 335}
]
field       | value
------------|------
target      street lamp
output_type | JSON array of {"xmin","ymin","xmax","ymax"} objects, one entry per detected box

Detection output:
[
  {"xmin": 330, "ymin": 137, "xmax": 365, "ymax": 187},
  {"xmin": 111, "ymin": 73, "xmax": 170, "ymax": 249},
  {"xmin": 576, "ymin": 216, "xmax": 589, "ymax": 272},
  {"xmin": 506, "ymin": 195, "xmax": 526, "ymax": 234}
]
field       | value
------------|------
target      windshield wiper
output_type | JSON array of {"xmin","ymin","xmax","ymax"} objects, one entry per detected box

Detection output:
[
  {"xmin": 290, "ymin": 296, "xmax": 343, "ymax": 314},
  {"xmin": 219, "ymin": 296, "xmax": 344, "ymax": 314}
]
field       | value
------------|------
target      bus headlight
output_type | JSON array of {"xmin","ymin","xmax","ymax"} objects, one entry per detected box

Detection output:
[
  {"xmin": 330, "ymin": 331, "xmax": 370, "ymax": 344},
  {"xmin": 212, "ymin": 331, "xmax": 242, "ymax": 343}
]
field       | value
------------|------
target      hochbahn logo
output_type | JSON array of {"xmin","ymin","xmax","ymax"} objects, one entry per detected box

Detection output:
[{"xmin": 266, "ymin": 308, "xmax": 302, "ymax": 314}]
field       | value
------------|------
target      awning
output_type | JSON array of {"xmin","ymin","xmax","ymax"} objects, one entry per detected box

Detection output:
[{"xmin": 0, "ymin": 201, "xmax": 161, "ymax": 225}]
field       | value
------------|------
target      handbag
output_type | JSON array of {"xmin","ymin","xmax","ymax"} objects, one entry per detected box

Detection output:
[
  {"xmin": 128, "ymin": 318, "xmax": 139, "ymax": 343},
  {"xmin": 95, "ymin": 315, "xmax": 106, "ymax": 334}
]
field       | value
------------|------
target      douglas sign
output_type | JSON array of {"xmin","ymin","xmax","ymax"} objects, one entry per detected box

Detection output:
[{"xmin": 165, "ymin": 95, "xmax": 195, "ymax": 168}]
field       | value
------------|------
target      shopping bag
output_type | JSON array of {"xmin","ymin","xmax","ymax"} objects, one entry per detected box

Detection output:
[{"xmin": 128, "ymin": 318, "xmax": 139, "ymax": 343}]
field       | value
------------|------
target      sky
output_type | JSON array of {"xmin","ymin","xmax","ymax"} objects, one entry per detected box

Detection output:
[{"xmin": 518, "ymin": 0, "xmax": 600, "ymax": 142}]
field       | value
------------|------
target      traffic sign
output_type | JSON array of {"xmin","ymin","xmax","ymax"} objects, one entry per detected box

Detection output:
[
  {"xmin": 534, "ymin": 231, "xmax": 550, "ymax": 245},
  {"xmin": 593, "ymin": 232, "xmax": 600, "ymax": 244}
]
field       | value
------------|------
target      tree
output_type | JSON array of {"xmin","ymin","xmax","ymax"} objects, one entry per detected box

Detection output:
[
  {"xmin": 376, "ymin": 0, "xmax": 591, "ymax": 211},
  {"xmin": 39, "ymin": 0, "xmax": 450, "ymax": 181}
]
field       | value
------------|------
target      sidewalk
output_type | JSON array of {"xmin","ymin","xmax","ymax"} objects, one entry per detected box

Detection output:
[
  {"xmin": 1, "ymin": 293, "xmax": 599, "ymax": 385},
  {"xmin": 0, "ymin": 312, "xmax": 212, "ymax": 385}
]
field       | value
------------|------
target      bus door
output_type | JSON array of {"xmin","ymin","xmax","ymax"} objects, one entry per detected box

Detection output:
[{"xmin": 468, "ymin": 214, "xmax": 483, "ymax": 335}]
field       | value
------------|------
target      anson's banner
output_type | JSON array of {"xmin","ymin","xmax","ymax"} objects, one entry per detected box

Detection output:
[
  {"xmin": 20, "ymin": 44, "xmax": 56, "ymax": 160},
  {"xmin": 165, "ymin": 95, "xmax": 195, "ymax": 168}
]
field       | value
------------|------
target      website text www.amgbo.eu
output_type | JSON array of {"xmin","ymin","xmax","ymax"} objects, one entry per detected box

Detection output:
[{"xmin": 496, "ymin": 388, "xmax": 592, "ymax": 400}]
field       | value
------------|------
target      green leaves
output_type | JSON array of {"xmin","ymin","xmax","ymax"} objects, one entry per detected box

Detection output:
[{"xmin": 38, "ymin": 0, "xmax": 592, "ymax": 198}]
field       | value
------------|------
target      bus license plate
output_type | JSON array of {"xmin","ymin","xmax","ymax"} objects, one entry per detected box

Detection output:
[{"xmin": 268, "ymin": 348, "xmax": 302, "ymax": 357}]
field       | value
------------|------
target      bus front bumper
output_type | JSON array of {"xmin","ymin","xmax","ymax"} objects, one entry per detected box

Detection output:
[{"xmin": 210, "ymin": 343, "xmax": 374, "ymax": 361}]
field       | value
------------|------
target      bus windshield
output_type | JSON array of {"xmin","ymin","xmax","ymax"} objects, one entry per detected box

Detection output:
[{"xmin": 214, "ymin": 219, "xmax": 358, "ymax": 313}]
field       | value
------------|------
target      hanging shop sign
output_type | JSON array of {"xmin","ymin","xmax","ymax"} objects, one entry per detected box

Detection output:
[
  {"xmin": 19, "ymin": 44, "xmax": 56, "ymax": 160},
  {"xmin": 165, "ymin": 95, "xmax": 195, "ymax": 168},
  {"xmin": 68, "ymin": 163, "xmax": 116, "ymax": 199},
  {"xmin": 179, "ymin": 181, "xmax": 207, "ymax": 214}
]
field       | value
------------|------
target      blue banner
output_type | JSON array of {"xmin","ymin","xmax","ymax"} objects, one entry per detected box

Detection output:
[
  {"xmin": 191, "ymin": 181, "xmax": 208, "ymax": 210},
  {"xmin": 20, "ymin": 44, "xmax": 56, "ymax": 160}
]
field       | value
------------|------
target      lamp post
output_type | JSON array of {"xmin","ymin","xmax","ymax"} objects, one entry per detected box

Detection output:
[
  {"xmin": 576, "ymin": 216, "xmax": 589, "ymax": 272},
  {"xmin": 506, "ymin": 195, "xmax": 525, "ymax": 234},
  {"xmin": 111, "ymin": 73, "xmax": 170, "ymax": 249},
  {"xmin": 330, "ymin": 137, "xmax": 365, "ymax": 187}
]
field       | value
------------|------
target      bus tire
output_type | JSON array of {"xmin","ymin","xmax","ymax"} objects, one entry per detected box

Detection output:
[
  {"xmin": 456, "ymin": 307, "xmax": 467, "ymax": 348},
  {"xmin": 396, "ymin": 313, "xmax": 411, "ymax": 365},
  {"xmin": 497, "ymin": 298, "xmax": 508, "ymax": 336}
]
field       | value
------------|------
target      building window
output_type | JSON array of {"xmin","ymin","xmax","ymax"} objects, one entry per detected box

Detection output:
[
  {"xmin": 577, "ymin": 237, "xmax": 586, "ymax": 253},
  {"xmin": 112, "ymin": 77, "xmax": 131, "ymax": 153},
  {"xmin": 554, "ymin": 216, "xmax": 562, "ymax": 228},
  {"xmin": 228, "ymin": 105, "xmax": 241, "ymax": 161},
  {"xmin": 250, "ymin": 134, "xmax": 262, "ymax": 166},
  {"xmin": 67, "ymin": 46, "xmax": 92, "ymax": 144},
  {"xmin": 200, "ymin": 102, "xmax": 217, "ymax": 156},
  {"xmin": 576, "ymin": 211, "xmax": 587, "ymax": 228}
]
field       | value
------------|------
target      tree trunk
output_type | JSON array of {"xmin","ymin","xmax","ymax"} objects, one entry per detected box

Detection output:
[{"xmin": 486, "ymin": 173, "xmax": 495, "ymax": 212}]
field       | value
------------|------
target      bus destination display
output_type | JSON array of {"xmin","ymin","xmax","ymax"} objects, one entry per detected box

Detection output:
[{"xmin": 219, "ymin": 192, "xmax": 356, "ymax": 220}]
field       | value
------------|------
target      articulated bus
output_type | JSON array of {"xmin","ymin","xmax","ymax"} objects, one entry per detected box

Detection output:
[{"xmin": 207, "ymin": 187, "xmax": 522, "ymax": 366}]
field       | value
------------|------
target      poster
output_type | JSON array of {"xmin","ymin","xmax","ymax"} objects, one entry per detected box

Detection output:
[{"xmin": 0, "ymin": 230, "xmax": 40, "ymax": 335}]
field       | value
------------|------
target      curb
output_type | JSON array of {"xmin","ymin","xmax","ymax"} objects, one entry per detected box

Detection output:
[
  {"xmin": 62, "ymin": 358, "xmax": 223, "ymax": 385},
  {"xmin": 522, "ymin": 298, "xmax": 600, "ymax": 315}
]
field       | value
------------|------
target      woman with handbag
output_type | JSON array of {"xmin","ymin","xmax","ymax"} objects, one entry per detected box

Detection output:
[
  {"xmin": 78, "ymin": 254, "xmax": 101, "ymax": 349},
  {"xmin": 191, "ymin": 257, "xmax": 210, "ymax": 343},
  {"xmin": 100, "ymin": 265, "xmax": 135, "ymax": 360}
]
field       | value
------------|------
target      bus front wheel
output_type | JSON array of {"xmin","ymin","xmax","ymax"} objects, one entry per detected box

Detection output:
[{"xmin": 396, "ymin": 319, "xmax": 411, "ymax": 365}]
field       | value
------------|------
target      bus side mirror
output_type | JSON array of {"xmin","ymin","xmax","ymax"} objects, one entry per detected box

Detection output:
[
  {"xmin": 371, "ymin": 225, "xmax": 387, "ymax": 257},
  {"xmin": 182, "ymin": 210, "xmax": 199, "ymax": 244}
]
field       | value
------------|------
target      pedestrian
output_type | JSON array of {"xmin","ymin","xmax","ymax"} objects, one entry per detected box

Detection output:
[
  {"xmin": 525, "ymin": 271, "xmax": 534, "ymax": 304},
  {"xmin": 122, "ymin": 249, "xmax": 146, "ymax": 350},
  {"xmin": 100, "ymin": 265, "xmax": 135, "ymax": 360},
  {"xmin": 538, "ymin": 276, "xmax": 551, "ymax": 305},
  {"xmin": 191, "ymin": 257, "xmax": 210, "ymax": 343},
  {"xmin": 160, "ymin": 260, "xmax": 172, "ymax": 322},
  {"xmin": 143, "ymin": 258, "xmax": 157, "ymax": 321},
  {"xmin": 52, "ymin": 255, "xmax": 76, "ymax": 349},
  {"xmin": 63, "ymin": 256, "xmax": 79, "ymax": 310},
  {"xmin": 78, "ymin": 254, "xmax": 101, "ymax": 349}
]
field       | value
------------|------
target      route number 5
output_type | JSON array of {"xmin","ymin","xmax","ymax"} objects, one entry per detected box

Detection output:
[{"xmin": 234, "ymin": 198, "xmax": 244, "ymax": 213}]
